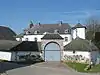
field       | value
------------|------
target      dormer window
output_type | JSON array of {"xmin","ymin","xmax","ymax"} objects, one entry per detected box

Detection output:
[
  {"xmin": 34, "ymin": 31, "xmax": 39, "ymax": 34},
  {"xmin": 26, "ymin": 31, "xmax": 31, "ymax": 35},
  {"xmin": 65, "ymin": 29, "xmax": 69, "ymax": 33},
  {"xmin": 54, "ymin": 29, "xmax": 59, "ymax": 33}
]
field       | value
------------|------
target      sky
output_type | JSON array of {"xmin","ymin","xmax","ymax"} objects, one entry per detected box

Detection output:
[{"xmin": 0, "ymin": 0, "xmax": 100, "ymax": 34}]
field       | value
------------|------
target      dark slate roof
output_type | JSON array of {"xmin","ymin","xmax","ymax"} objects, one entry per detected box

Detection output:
[
  {"xmin": 41, "ymin": 33, "xmax": 64, "ymax": 39},
  {"xmin": 0, "ymin": 26, "xmax": 16, "ymax": 40},
  {"xmin": 0, "ymin": 40, "xmax": 41, "ymax": 52},
  {"xmin": 72, "ymin": 23, "xmax": 86, "ymax": 29},
  {"xmin": 64, "ymin": 37, "xmax": 98, "ymax": 51},
  {"xmin": 0, "ymin": 40, "xmax": 21, "ymax": 50},
  {"xmin": 11, "ymin": 41, "xmax": 41, "ymax": 51},
  {"xmin": 25, "ymin": 23, "xmax": 71, "ymax": 34}
]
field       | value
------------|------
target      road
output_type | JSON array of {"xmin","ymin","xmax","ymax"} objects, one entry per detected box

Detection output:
[{"xmin": 1, "ymin": 62, "xmax": 100, "ymax": 75}]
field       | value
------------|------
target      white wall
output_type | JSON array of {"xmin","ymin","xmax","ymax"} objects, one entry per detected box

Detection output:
[
  {"xmin": 12, "ymin": 51, "xmax": 41, "ymax": 61},
  {"xmin": 16, "ymin": 34, "xmax": 72, "ymax": 46},
  {"xmin": 63, "ymin": 51, "xmax": 90, "ymax": 59},
  {"xmin": 16, "ymin": 38, "xmax": 20, "ymax": 41},
  {"xmin": 0, "ymin": 51, "xmax": 12, "ymax": 61},
  {"xmin": 19, "ymin": 35, "xmax": 44, "ymax": 42},
  {"xmin": 60, "ymin": 34, "xmax": 72, "ymax": 46},
  {"xmin": 72, "ymin": 28, "xmax": 85, "ymax": 39},
  {"xmin": 62, "ymin": 51, "xmax": 91, "ymax": 63}
]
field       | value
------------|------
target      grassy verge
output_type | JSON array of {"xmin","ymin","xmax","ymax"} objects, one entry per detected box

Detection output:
[
  {"xmin": 66, "ymin": 62, "xmax": 100, "ymax": 73},
  {"xmin": 89, "ymin": 64, "xmax": 100, "ymax": 73},
  {"xmin": 66, "ymin": 62, "xmax": 88, "ymax": 72}
]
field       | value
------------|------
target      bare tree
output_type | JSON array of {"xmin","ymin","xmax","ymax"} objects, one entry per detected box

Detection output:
[
  {"xmin": 85, "ymin": 16, "xmax": 100, "ymax": 40},
  {"xmin": 85, "ymin": 16, "xmax": 100, "ymax": 32}
]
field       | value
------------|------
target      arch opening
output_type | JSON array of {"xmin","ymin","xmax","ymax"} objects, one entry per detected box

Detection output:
[{"xmin": 44, "ymin": 42, "xmax": 61, "ymax": 61}]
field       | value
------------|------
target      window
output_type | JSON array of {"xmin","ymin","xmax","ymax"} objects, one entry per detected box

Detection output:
[
  {"xmin": 25, "ymin": 38, "xmax": 28, "ymax": 41},
  {"xmin": 65, "ymin": 29, "xmax": 69, "ymax": 33},
  {"xmin": 65, "ymin": 37, "xmax": 68, "ymax": 41},
  {"xmin": 34, "ymin": 31, "xmax": 39, "ymax": 34},
  {"xmin": 26, "ymin": 31, "xmax": 31, "ymax": 34},
  {"xmin": 54, "ymin": 29, "xmax": 59, "ymax": 33},
  {"xmin": 73, "ymin": 50, "xmax": 75, "ymax": 54},
  {"xmin": 34, "ymin": 37, "xmax": 37, "ymax": 41}
]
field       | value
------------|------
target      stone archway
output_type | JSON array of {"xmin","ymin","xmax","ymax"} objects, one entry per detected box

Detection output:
[{"xmin": 44, "ymin": 42, "xmax": 61, "ymax": 61}]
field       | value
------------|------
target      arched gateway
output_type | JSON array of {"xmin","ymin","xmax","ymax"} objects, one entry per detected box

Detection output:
[
  {"xmin": 44, "ymin": 42, "xmax": 61, "ymax": 61},
  {"xmin": 41, "ymin": 33, "xmax": 63, "ymax": 61}
]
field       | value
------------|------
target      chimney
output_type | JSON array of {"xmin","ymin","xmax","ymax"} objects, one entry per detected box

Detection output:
[
  {"xmin": 38, "ymin": 22, "xmax": 41, "ymax": 26},
  {"xmin": 59, "ymin": 21, "xmax": 62, "ymax": 26},
  {"xmin": 29, "ymin": 21, "xmax": 34, "ymax": 28}
]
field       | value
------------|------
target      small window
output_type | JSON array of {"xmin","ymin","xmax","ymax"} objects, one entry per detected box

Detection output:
[
  {"xmin": 73, "ymin": 50, "xmax": 75, "ymax": 53},
  {"xmin": 25, "ymin": 38, "xmax": 28, "ymax": 41},
  {"xmin": 26, "ymin": 31, "xmax": 29, "ymax": 34},
  {"xmin": 54, "ymin": 29, "xmax": 59, "ymax": 33},
  {"xmin": 34, "ymin": 37, "xmax": 37, "ymax": 41},
  {"xmin": 34, "ymin": 31, "xmax": 39, "ymax": 34},
  {"xmin": 65, "ymin": 37, "xmax": 68, "ymax": 41},
  {"xmin": 65, "ymin": 29, "xmax": 69, "ymax": 33}
]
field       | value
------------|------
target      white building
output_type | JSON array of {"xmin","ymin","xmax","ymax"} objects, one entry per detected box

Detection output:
[
  {"xmin": 72, "ymin": 23, "xmax": 86, "ymax": 39},
  {"xmin": 16, "ymin": 22, "xmax": 86, "ymax": 46},
  {"xmin": 14, "ymin": 21, "xmax": 99, "ymax": 63},
  {"xmin": 63, "ymin": 37, "xmax": 99, "ymax": 64},
  {"xmin": 0, "ymin": 40, "xmax": 42, "ymax": 62},
  {"xmin": 0, "ymin": 22, "xmax": 99, "ymax": 63}
]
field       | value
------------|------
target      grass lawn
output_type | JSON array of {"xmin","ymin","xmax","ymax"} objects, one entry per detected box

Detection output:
[
  {"xmin": 66, "ymin": 62, "xmax": 100, "ymax": 73},
  {"xmin": 89, "ymin": 64, "xmax": 100, "ymax": 73}
]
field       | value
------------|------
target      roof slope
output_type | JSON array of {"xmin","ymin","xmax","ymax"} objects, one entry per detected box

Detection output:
[
  {"xmin": 0, "ymin": 40, "xmax": 21, "ymax": 50},
  {"xmin": 72, "ymin": 23, "xmax": 86, "ymax": 29},
  {"xmin": 41, "ymin": 33, "xmax": 64, "ymax": 39},
  {"xmin": 11, "ymin": 41, "xmax": 41, "ymax": 51},
  {"xmin": 64, "ymin": 37, "xmax": 98, "ymax": 51},
  {"xmin": 0, "ymin": 40, "xmax": 41, "ymax": 51},
  {"xmin": 26, "ymin": 23, "xmax": 71, "ymax": 34},
  {"xmin": 0, "ymin": 26, "xmax": 16, "ymax": 40}
]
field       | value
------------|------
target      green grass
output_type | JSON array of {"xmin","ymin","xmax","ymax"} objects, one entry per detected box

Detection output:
[
  {"xmin": 89, "ymin": 64, "xmax": 100, "ymax": 73},
  {"xmin": 66, "ymin": 62, "xmax": 100, "ymax": 73},
  {"xmin": 66, "ymin": 62, "xmax": 88, "ymax": 72}
]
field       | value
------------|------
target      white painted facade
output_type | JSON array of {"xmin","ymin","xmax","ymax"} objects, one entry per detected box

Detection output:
[
  {"xmin": 0, "ymin": 51, "xmax": 12, "ymax": 61},
  {"xmin": 0, "ymin": 51, "xmax": 41, "ymax": 61},
  {"xmin": 60, "ymin": 34, "xmax": 72, "ymax": 46},
  {"xmin": 16, "ymin": 35, "xmax": 44, "ymax": 42},
  {"xmin": 16, "ymin": 34, "xmax": 72, "ymax": 46},
  {"xmin": 72, "ymin": 28, "xmax": 85, "ymax": 39},
  {"xmin": 14, "ymin": 51, "xmax": 41, "ymax": 61},
  {"xmin": 62, "ymin": 51, "xmax": 99, "ymax": 64}
]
